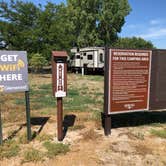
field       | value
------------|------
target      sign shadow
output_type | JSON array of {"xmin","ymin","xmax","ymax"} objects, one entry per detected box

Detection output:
[
  {"xmin": 30, "ymin": 117, "xmax": 49, "ymax": 139},
  {"xmin": 102, "ymin": 110, "xmax": 166, "ymax": 129},
  {"xmin": 4, "ymin": 124, "xmax": 26, "ymax": 142},
  {"xmin": 62, "ymin": 114, "xmax": 76, "ymax": 139}
]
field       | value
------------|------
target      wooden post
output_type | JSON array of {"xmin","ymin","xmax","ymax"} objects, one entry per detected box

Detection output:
[
  {"xmin": 104, "ymin": 46, "xmax": 111, "ymax": 136},
  {"xmin": 57, "ymin": 97, "xmax": 63, "ymax": 141}
]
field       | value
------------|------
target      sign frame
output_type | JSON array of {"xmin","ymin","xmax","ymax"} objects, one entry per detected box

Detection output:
[
  {"xmin": 0, "ymin": 51, "xmax": 31, "ymax": 144},
  {"xmin": 52, "ymin": 51, "xmax": 67, "ymax": 98},
  {"xmin": 105, "ymin": 49, "xmax": 152, "ymax": 115},
  {"xmin": 0, "ymin": 51, "xmax": 29, "ymax": 93}
]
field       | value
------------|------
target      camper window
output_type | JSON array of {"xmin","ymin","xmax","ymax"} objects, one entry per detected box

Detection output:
[
  {"xmin": 76, "ymin": 55, "xmax": 80, "ymax": 59},
  {"xmin": 88, "ymin": 54, "xmax": 93, "ymax": 60},
  {"xmin": 100, "ymin": 53, "xmax": 104, "ymax": 62}
]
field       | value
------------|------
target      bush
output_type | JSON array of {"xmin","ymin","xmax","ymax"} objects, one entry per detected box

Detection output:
[
  {"xmin": 43, "ymin": 141, "xmax": 69, "ymax": 158},
  {"xmin": 23, "ymin": 148, "xmax": 44, "ymax": 162},
  {"xmin": 29, "ymin": 53, "xmax": 48, "ymax": 72}
]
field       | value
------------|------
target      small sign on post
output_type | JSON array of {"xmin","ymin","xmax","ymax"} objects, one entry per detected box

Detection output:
[
  {"xmin": 0, "ymin": 51, "xmax": 31, "ymax": 144},
  {"xmin": 52, "ymin": 51, "xmax": 67, "ymax": 141}
]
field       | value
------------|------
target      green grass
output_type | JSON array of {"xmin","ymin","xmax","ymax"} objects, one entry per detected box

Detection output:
[
  {"xmin": 43, "ymin": 141, "xmax": 69, "ymax": 158},
  {"xmin": 150, "ymin": 129, "xmax": 166, "ymax": 138},
  {"xmin": 13, "ymin": 79, "xmax": 103, "ymax": 112},
  {"xmin": 36, "ymin": 134, "xmax": 53, "ymax": 142},
  {"xmin": 14, "ymin": 83, "xmax": 55, "ymax": 110},
  {"xmin": 15, "ymin": 98, "xmax": 25, "ymax": 105},
  {"xmin": 18, "ymin": 133, "xmax": 29, "ymax": 144},
  {"xmin": 64, "ymin": 87, "xmax": 99, "ymax": 111},
  {"xmin": 84, "ymin": 75, "xmax": 104, "ymax": 81},
  {"xmin": 69, "ymin": 124, "xmax": 85, "ymax": 131},
  {"xmin": 0, "ymin": 140, "xmax": 20, "ymax": 159},
  {"xmin": 90, "ymin": 110, "xmax": 102, "ymax": 121},
  {"xmin": 23, "ymin": 148, "xmax": 44, "ymax": 162}
]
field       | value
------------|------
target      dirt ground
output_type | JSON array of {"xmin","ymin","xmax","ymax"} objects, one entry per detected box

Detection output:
[{"xmin": 0, "ymin": 73, "xmax": 166, "ymax": 166}]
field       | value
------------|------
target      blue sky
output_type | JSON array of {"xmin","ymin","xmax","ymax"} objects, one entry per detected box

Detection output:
[
  {"xmin": 3, "ymin": 0, "xmax": 166, "ymax": 48},
  {"xmin": 120, "ymin": 0, "xmax": 166, "ymax": 48}
]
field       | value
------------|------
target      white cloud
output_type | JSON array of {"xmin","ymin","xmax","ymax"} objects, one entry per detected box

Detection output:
[
  {"xmin": 149, "ymin": 18, "xmax": 166, "ymax": 25},
  {"xmin": 150, "ymin": 19, "xmax": 161, "ymax": 25},
  {"xmin": 139, "ymin": 28, "xmax": 166, "ymax": 39}
]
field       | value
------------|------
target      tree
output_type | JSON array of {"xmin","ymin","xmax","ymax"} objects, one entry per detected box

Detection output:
[
  {"xmin": 112, "ymin": 37, "xmax": 155, "ymax": 49},
  {"xmin": 0, "ymin": 0, "xmax": 41, "ymax": 53},
  {"xmin": 29, "ymin": 53, "xmax": 47, "ymax": 72},
  {"xmin": 0, "ymin": 1, "xmax": 73, "ymax": 61},
  {"xmin": 67, "ymin": 0, "xmax": 131, "ymax": 47}
]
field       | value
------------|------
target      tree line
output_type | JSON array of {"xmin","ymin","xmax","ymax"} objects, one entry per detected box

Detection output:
[{"xmin": 0, "ymin": 0, "xmax": 154, "ymax": 65}]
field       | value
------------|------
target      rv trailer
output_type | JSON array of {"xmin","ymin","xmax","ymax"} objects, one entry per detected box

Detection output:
[{"xmin": 69, "ymin": 47, "xmax": 105, "ymax": 73}]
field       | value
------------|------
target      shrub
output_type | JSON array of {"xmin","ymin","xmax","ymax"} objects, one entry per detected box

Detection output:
[
  {"xmin": 29, "ymin": 53, "xmax": 48, "ymax": 72},
  {"xmin": 43, "ymin": 141, "xmax": 69, "ymax": 158}
]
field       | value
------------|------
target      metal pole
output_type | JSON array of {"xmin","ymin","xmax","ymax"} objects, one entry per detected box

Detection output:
[
  {"xmin": 25, "ymin": 91, "xmax": 31, "ymax": 141},
  {"xmin": 104, "ymin": 46, "xmax": 111, "ymax": 136},
  {"xmin": 82, "ymin": 67, "xmax": 84, "ymax": 76},
  {"xmin": 57, "ymin": 97, "xmax": 63, "ymax": 141},
  {"xmin": 0, "ymin": 102, "xmax": 3, "ymax": 145}
]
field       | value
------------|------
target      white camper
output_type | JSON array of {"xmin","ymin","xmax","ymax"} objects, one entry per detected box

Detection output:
[{"xmin": 69, "ymin": 47, "xmax": 105, "ymax": 73}]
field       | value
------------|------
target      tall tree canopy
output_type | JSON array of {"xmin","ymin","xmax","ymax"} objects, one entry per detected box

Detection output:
[
  {"xmin": 0, "ymin": 0, "xmax": 73, "ymax": 60},
  {"xmin": 0, "ymin": 0, "xmax": 155, "ymax": 63},
  {"xmin": 67, "ymin": 0, "xmax": 131, "ymax": 47},
  {"xmin": 112, "ymin": 37, "xmax": 155, "ymax": 49}
]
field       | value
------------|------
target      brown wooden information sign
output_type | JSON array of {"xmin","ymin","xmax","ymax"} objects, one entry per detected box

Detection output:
[{"xmin": 107, "ymin": 49, "xmax": 152, "ymax": 114}]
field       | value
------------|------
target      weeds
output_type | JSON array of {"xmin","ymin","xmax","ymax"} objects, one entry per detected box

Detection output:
[
  {"xmin": 64, "ymin": 87, "xmax": 97, "ymax": 111},
  {"xmin": 0, "ymin": 140, "xmax": 20, "ymax": 159},
  {"xmin": 43, "ymin": 141, "xmax": 69, "ymax": 158},
  {"xmin": 18, "ymin": 133, "xmax": 29, "ymax": 144},
  {"xmin": 36, "ymin": 134, "xmax": 53, "ymax": 142},
  {"xmin": 23, "ymin": 148, "xmax": 44, "ymax": 162},
  {"xmin": 69, "ymin": 124, "xmax": 85, "ymax": 131},
  {"xmin": 150, "ymin": 129, "xmax": 166, "ymax": 138},
  {"xmin": 133, "ymin": 132, "xmax": 144, "ymax": 140}
]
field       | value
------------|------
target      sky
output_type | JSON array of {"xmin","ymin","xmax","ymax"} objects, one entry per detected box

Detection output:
[
  {"xmin": 120, "ymin": 0, "xmax": 166, "ymax": 49},
  {"xmin": 3, "ymin": 0, "xmax": 166, "ymax": 49}
]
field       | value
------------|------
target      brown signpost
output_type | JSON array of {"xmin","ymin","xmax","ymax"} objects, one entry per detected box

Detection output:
[
  {"xmin": 104, "ymin": 49, "xmax": 152, "ymax": 135},
  {"xmin": 52, "ymin": 51, "xmax": 67, "ymax": 141}
]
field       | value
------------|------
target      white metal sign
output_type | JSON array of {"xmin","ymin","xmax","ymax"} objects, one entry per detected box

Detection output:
[{"xmin": 55, "ymin": 63, "xmax": 66, "ymax": 97}]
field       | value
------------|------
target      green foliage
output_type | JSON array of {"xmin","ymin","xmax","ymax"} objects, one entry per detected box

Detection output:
[
  {"xmin": 112, "ymin": 37, "xmax": 155, "ymax": 49},
  {"xmin": 67, "ymin": 0, "xmax": 131, "ymax": 47},
  {"xmin": 150, "ymin": 129, "xmax": 166, "ymax": 139},
  {"xmin": 0, "ymin": 1, "xmax": 73, "ymax": 60},
  {"xmin": 0, "ymin": 0, "xmax": 41, "ymax": 53},
  {"xmin": 0, "ymin": 140, "xmax": 20, "ymax": 159},
  {"xmin": 29, "ymin": 53, "xmax": 47, "ymax": 72},
  {"xmin": 0, "ymin": 0, "xmax": 131, "ymax": 57},
  {"xmin": 23, "ymin": 148, "xmax": 44, "ymax": 162},
  {"xmin": 43, "ymin": 141, "xmax": 69, "ymax": 158}
]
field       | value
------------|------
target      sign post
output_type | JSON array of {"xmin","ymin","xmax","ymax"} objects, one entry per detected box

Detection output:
[
  {"xmin": 0, "ymin": 51, "xmax": 31, "ymax": 142},
  {"xmin": 104, "ymin": 49, "xmax": 152, "ymax": 135},
  {"xmin": 25, "ymin": 91, "xmax": 31, "ymax": 141},
  {"xmin": 0, "ymin": 102, "xmax": 2, "ymax": 145},
  {"xmin": 103, "ymin": 47, "xmax": 111, "ymax": 135},
  {"xmin": 52, "ymin": 51, "xmax": 67, "ymax": 141}
]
